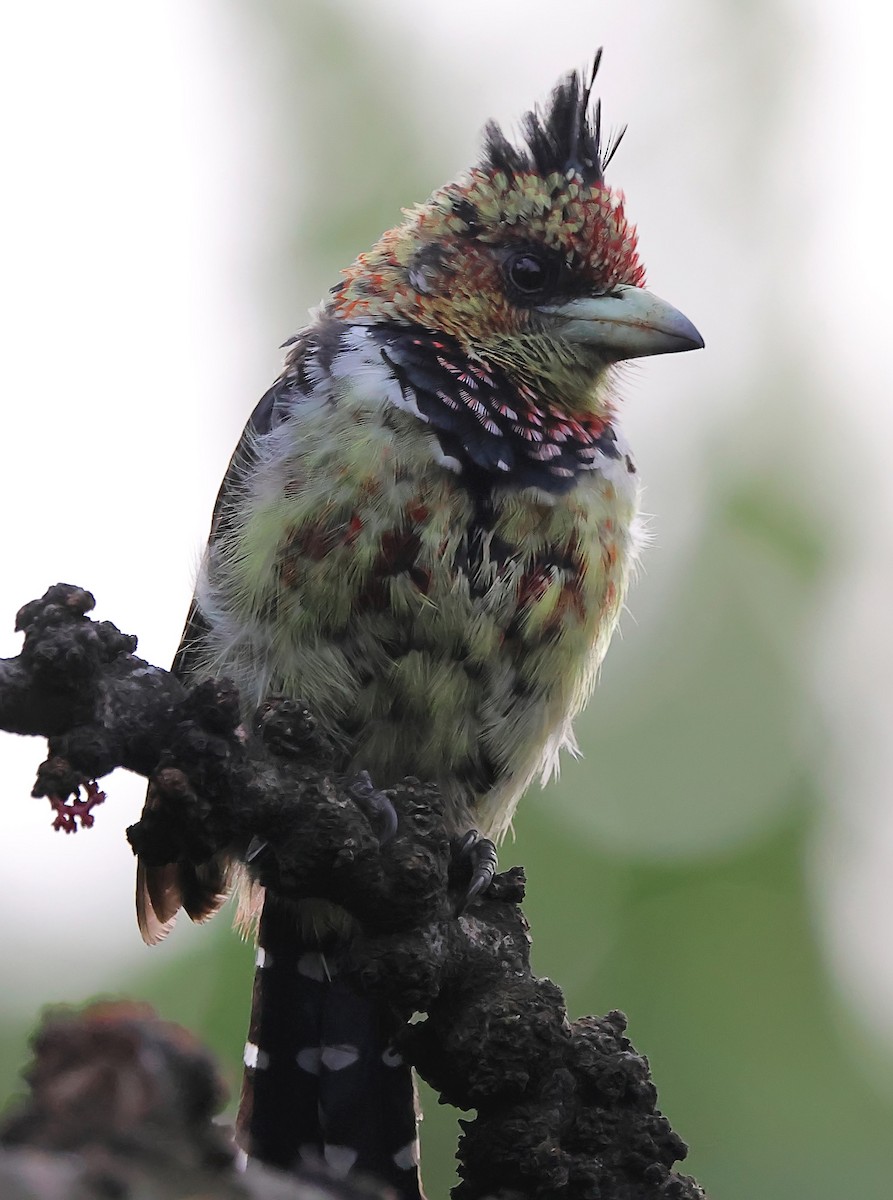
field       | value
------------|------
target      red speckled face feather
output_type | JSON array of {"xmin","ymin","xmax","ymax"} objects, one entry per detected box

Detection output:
[
  {"xmin": 332, "ymin": 174, "xmax": 643, "ymax": 329},
  {"xmin": 330, "ymin": 69, "xmax": 644, "ymax": 370},
  {"xmin": 426, "ymin": 168, "xmax": 644, "ymax": 290}
]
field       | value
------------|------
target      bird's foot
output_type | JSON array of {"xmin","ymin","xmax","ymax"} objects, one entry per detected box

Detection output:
[
  {"xmin": 347, "ymin": 770, "xmax": 399, "ymax": 845},
  {"xmin": 449, "ymin": 829, "xmax": 498, "ymax": 912}
]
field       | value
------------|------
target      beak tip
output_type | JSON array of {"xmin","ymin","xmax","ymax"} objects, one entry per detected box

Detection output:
[
  {"xmin": 658, "ymin": 309, "xmax": 704, "ymax": 355},
  {"xmin": 677, "ymin": 314, "xmax": 705, "ymax": 353},
  {"xmin": 683, "ymin": 326, "xmax": 705, "ymax": 353}
]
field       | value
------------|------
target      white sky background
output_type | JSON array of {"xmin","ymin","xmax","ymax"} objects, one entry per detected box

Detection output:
[{"xmin": 0, "ymin": 0, "xmax": 891, "ymax": 1056}]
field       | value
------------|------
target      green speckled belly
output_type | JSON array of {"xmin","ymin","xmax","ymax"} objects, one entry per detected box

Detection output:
[{"xmin": 197, "ymin": 385, "xmax": 640, "ymax": 839}]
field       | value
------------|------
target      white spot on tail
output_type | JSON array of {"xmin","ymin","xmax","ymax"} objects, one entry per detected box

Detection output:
[
  {"xmin": 321, "ymin": 1043, "xmax": 359, "ymax": 1071},
  {"xmin": 324, "ymin": 1144, "xmax": 358, "ymax": 1175},
  {"xmin": 297, "ymin": 1046, "xmax": 322, "ymax": 1074},
  {"xmin": 243, "ymin": 1042, "xmax": 269, "ymax": 1070},
  {"xmin": 255, "ymin": 946, "xmax": 269, "ymax": 968}
]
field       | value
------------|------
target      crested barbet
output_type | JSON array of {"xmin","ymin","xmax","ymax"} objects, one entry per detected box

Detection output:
[{"xmin": 136, "ymin": 54, "xmax": 703, "ymax": 1197}]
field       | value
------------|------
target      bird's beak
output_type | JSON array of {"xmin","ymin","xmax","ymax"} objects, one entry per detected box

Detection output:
[{"xmin": 537, "ymin": 284, "xmax": 704, "ymax": 360}]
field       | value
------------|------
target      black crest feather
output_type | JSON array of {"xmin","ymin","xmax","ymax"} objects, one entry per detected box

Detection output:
[{"xmin": 481, "ymin": 50, "xmax": 626, "ymax": 186}]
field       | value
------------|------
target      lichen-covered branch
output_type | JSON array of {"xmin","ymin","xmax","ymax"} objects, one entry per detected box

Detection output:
[{"xmin": 0, "ymin": 585, "xmax": 704, "ymax": 1199}]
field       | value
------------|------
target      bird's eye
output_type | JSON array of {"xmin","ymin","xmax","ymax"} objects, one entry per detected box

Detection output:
[{"xmin": 505, "ymin": 251, "xmax": 552, "ymax": 296}]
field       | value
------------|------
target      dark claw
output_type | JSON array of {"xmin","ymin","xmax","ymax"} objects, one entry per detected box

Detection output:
[
  {"xmin": 245, "ymin": 835, "xmax": 271, "ymax": 865},
  {"xmin": 347, "ymin": 770, "xmax": 398, "ymax": 845},
  {"xmin": 450, "ymin": 829, "xmax": 498, "ymax": 912}
]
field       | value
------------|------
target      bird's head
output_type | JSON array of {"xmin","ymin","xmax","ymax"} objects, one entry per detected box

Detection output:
[{"xmin": 330, "ymin": 53, "xmax": 702, "ymax": 416}]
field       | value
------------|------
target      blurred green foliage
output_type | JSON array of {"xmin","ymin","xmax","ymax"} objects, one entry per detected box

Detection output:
[{"xmin": 2, "ymin": 4, "xmax": 891, "ymax": 1199}]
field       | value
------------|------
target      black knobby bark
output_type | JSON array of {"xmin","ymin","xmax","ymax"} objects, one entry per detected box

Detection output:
[{"xmin": 0, "ymin": 584, "xmax": 705, "ymax": 1200}]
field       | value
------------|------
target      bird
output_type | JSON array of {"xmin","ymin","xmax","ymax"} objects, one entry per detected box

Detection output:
[{"xmin": 135, "ymin": 53, "xmax": 702, "ymax": 1197}]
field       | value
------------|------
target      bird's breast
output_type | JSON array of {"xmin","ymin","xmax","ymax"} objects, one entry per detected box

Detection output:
[{"xmin": 199, "ymin": 364, "xmax": 641, "ymax": 835}]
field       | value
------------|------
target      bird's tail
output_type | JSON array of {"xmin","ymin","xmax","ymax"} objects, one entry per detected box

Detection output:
[{"xmin": 237, "ymin": 894, "xmax": 423, "ymax": 1199}]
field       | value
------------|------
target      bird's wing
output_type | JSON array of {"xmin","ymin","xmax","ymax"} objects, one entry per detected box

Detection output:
[
  {"xmin": 170, "ymin": 378, "xmax": 284, "ymax": 679},
  {"xmin": 136, "ymin": 369, "xmax": 295, "ymax": 945}
]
